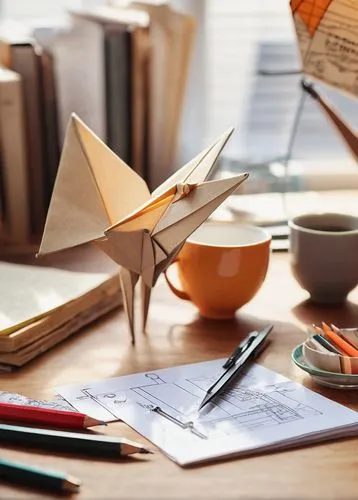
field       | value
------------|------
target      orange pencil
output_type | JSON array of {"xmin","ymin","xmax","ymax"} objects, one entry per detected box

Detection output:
[{"xmin": 321, "ymin": 322, "xmax": 358, "ymax": 357}]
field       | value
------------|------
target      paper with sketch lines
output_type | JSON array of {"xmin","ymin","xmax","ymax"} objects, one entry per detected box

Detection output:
[
  {"xmin": 56, "ymin": 360, "xmax": 358, "ymax": 466},
  {"xmin": 0, "ymin": 391, "xmax": 77, "ymax": 412}
]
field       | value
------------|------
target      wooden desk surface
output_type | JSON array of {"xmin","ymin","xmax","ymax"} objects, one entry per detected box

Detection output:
[{"xmin": 1, "ymin": 244, "xmax": 358, "ymax": 499}]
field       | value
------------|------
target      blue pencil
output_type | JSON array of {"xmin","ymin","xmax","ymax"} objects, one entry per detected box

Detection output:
[{"xmin": 312, "ymin": 334, "xmax": 342, "ymax": 355}]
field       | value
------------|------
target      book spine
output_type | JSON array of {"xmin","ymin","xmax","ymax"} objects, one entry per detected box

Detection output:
[
  {"xmin": 0, "ymin": 72, "xmax": 30, "ymax": 242},
  {"xmin": 12, "ymin": 44, "xmax": 47, "ymax": 238},
  {"xmin": 130, "ymin": 26, "xmax": 150, "ymax": 180},
  {"xmin": 39, "ymin": 50, "xmax": 60, "ymax": 207},
  {"xmin": 105, "ymin": 25, "xmax": 131, "ymax": 164}
]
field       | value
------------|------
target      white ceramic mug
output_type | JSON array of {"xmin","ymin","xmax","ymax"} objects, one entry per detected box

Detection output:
[{"xmin": 288, "ymin": 212, "xmax": 358, "ymax": 303}]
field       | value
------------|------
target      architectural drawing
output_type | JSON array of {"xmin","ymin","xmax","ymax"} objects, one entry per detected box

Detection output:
[
  {"xmin": 56, "ymin": 360, "xmax": 358, "ymax": 465},
  {"xmin": 63, "ymin": 367, "xmax": 321, "ymax": 439}
]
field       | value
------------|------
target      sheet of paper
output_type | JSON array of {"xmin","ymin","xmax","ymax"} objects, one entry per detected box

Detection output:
[
  {"xmin": 56, "ymin": 360, "xmax": 358, "ymax": 466},
  {"xmin": 0, "ymin": 391, "xmax": 77, "ymax": 412},
  {"xmin": 0, "ymin": 262, "xmax": 113, "ymax": 335},
  {"xmin": 292, "ymin": 0, "xmax": 358, "ymax": 99}
]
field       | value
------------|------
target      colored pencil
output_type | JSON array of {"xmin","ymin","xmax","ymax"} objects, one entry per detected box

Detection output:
[
  {"xmin": 0, "ymin": 457, "xmax": 81, "ymax": 494},
  {"xmin": 321, "ymin": 322, "xmax": 358, "ymax": 357},
  {"xmin": 0, "ymin": 423, "xmax": 153, "ymax": 458},
  {"xmin": 331, "ymin": 324, "xmax": 358, "ymax": 349},
  {"xmin": 330, "ymin": 324, "xmax": 343, "ymax": 334},
  {"xmin": 312, "ymin": 334, "xmax": 342, "ymax": 355},
  {"xmin": 0, "ymin": 402, "xmax": 102, "ymax": 430}
]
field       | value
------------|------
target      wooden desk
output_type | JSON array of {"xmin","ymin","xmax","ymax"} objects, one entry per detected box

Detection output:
[{"xmin": 1, "ymin": 245, "xmax": 358, "ymax": 499}]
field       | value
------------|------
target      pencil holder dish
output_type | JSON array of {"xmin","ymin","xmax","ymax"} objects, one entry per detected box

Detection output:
[
  {"xmin": 292, "ymin": 343, "xmax": 358, "ymax": 389},
  {"xmin": 303, "ymin": 341, "xmax": 358, "ymax": 374}
]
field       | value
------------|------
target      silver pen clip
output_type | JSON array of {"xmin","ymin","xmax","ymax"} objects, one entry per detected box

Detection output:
[{"xmin": 222, "ymin": 332, "xmax": 258, "ymax": 369}]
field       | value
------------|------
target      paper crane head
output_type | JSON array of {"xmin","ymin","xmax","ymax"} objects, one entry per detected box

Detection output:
[{"xmin": 38, "ymin": 114, "xmax": 249, "ymax": 342}]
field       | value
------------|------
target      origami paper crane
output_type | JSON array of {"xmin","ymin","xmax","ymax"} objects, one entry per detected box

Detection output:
[
  {"xmin": 290, "ymin": 0, "xmax": 358, "ymax": 163},
  {"xmin": 38, "ymin": 114, "xmax": 248, "ymax": 343}
]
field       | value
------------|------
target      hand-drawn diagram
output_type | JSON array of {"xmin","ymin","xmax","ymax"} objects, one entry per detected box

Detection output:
[
  {"xmin": 56, "ymin": 361, "xmax": 358, "ymax": 466},
  {"xmin": 62, "ymin": 366, "xmax": 321, "ymax": 440}
]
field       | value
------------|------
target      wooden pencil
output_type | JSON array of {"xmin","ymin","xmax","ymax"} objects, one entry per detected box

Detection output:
[
  {"xmin": 0, "ymin": 423, "xmax": 153, "ymax": 458},
  {"xmin": 0, "ymin": 457, "xmax": 81, "ymax": 494},
  {"xmin": 321, "ymin": 322, "xmax": 358, "ymax": 357},
  {"xmin": 331, "ymin": 324, "xmax": 358, "ymax": 349},
  {"xmin": 0, "ymin": 402, "xmax": 102, "ymax": 430}
]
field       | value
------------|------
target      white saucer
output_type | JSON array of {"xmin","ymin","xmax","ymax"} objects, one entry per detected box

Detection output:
[{"xmin": 292, "ymin": 344, "xmax": 358, "ymax": 389}]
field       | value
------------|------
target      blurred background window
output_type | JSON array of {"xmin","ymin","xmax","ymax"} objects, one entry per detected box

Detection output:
[{"xmin": 203, "ymin": 0, "xmax": 358, "ymax": 194}]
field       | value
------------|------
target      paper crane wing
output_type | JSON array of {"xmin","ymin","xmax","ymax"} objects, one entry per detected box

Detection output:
[
  {"xmin": 152, "ymin": 173, "xmax": 248, "ymax": 253},
  {"xmin": 105, "ymin": 128, "xmax": 234, "ymax": 234},
  {"xmin": 106, "ymin": 187, "xmax": 176, "ymax": 233},
  {"xmin": 151, "ymin": 128, "xmax": 234, "ymax": 198},
  {"xmin": 38, "ymin": 113, "xmax": 150, "ymax": 255},
  {"xmin": 291, "ymin": 0, "xmax": 358, "ymax": 98}
]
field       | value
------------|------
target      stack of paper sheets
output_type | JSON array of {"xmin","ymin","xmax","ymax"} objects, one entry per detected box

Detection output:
[
  {"xmin": 57, "ymin": 360, "xmax": 358, "ymax": 466},
  {"xmin": 0, "ymin": 262, "xmax": 122, "ymax": 368}
]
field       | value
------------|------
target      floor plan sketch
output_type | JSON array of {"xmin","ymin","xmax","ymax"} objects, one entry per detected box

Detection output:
[
  {"xmin": 56, "ymin": 360, "xmax": 358, "ymax": 465},
  {"xmin": 58, "ymin": 364, "xmax": 321, "ymax": 437},
  {"xmin": 93, "ymin": 371, "xmax": 322, "ymax": 438}
]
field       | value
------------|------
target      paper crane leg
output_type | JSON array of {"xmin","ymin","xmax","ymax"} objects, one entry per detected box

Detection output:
[
  {"xmin": 119, "ymin": 268, "xmax": 139, "ymax": 344},
  {"xmin": 141, "ymin": 279, "xmax": 152, "ymax": 334}
]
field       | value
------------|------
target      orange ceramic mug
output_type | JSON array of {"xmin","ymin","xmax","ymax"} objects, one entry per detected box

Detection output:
[{"xmin": 164, "ymin": 221, "xmax": 271, "ymax": 319}]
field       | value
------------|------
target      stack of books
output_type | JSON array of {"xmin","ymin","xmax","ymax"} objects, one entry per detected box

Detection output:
[
  {"xmin": 0, "ymin": 262, "xmax": 122, "ymax": 369},
  {"xmin": 0, "ymin": 2, "xmax": 195, "ymax": 252}
]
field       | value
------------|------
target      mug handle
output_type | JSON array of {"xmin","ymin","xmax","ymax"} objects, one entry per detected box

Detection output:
[{"xmin": 164, "ymin": 259, "xmax": 191, "ymax": 301}]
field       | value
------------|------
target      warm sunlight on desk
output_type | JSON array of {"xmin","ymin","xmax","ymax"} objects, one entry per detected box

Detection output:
[{"xmin": 221, "ymin": 190, "xmax": 358, "ymax": 226}]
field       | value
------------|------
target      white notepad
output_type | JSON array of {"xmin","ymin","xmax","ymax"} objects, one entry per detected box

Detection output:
[{"xmin": 56, "ymin": 360, "xmax": 358, "ymax": 466}]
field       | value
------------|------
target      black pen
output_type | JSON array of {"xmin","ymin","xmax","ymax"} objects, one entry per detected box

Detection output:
[
  {"xmin": 222, "ymin": 330, "xmax": 261, "ymax": 369},
  {"xmin": 198, "ymin": 325, "xmax": 273, "ymax": 410}
]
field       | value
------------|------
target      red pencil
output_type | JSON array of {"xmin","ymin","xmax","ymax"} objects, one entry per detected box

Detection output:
[{"xmin": 0, "ymin": 402, "xmax": 102, "ymax": 430}]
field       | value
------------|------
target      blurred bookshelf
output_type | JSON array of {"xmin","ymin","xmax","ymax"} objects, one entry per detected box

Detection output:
[{"xmin": 0, "ymin": 1, "xmax": 196, "ymax": 255}]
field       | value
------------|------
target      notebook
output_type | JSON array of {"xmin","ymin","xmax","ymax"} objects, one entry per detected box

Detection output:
[{"xmin": 0, "ymin": 262, "xmax": 122, "ymax": 367}]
